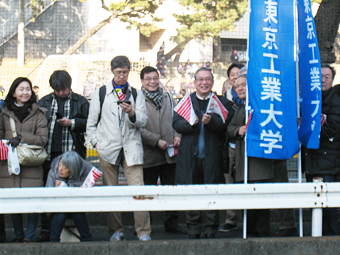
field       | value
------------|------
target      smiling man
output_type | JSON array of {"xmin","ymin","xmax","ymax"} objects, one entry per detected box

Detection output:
[
  {"xmin": 86, "ymin": 56, "xmax": 151, "ymax": 242},
  {"xmin": 140, "ymin": 66, "xmax": 187, "ymax": 234},
  {"xmin": 173, "ymin": 67, "xmax": 233, "ymax": 239}
]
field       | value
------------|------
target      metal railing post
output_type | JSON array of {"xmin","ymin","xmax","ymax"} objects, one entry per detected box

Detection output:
[{"xmin": 311, "ymin": 208, "xmax": 322, "ymax": 237}]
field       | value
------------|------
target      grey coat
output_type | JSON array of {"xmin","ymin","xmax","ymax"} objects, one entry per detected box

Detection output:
[
  {"xmin": 227, "ymin": 105, "xmax": 275, "ymax": 183},
  {"xmin": 46, "ymin": 155, "xmax": 93, "ymax": 187},
  {"xmin": 141, "ymin": 92, "xmax": 180, "ymax": 168}
]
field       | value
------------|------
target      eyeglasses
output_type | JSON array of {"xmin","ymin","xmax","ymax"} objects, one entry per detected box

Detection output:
[
  {"xmin": 143, "ymin": 77, "xmax": 159, "ymax": 82},
  {"xmin": 196, "ymin": 77, "xmax": 213, "ymax": 82},
  {"xmin": 114, "ymin": 70, "xmax": 129, "ymax": 76}
]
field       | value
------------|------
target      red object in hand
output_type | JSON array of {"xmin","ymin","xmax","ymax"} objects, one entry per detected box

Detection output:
[
  {"xmin": 245, "ymin": 110, "xmax": 254, "ymax": 129},
  {"xmin": 321, "ymin": 114, "xmax": 326, "ymax": 126}
]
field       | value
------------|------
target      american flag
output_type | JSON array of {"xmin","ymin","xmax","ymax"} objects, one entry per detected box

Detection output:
[
  {"xmin": 174, "ymin": 93, "xmax": 197, "ymax": 125},
  {"xmin": 321, "ymin": 113, "xmax": 327, "ymax": 126},
  {"xmin": 206, "ymin": 94, "xmax": 229, "ymax": 123},
  {"xmin": 245, "ymin": 110, "xmax": 254, "ymax": 129}
]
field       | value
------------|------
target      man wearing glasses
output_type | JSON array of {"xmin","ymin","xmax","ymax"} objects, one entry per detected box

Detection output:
[
  {"xmin": 173, "ymin": 67, "xmax": 233, "ymax": 239},
  {"xmin": 86, "ymin": 56, "xmax": 151, "ymax": 241},
  {"xmin": 140, "ymin": 66, "xmax": 187, "ymax": 234}
]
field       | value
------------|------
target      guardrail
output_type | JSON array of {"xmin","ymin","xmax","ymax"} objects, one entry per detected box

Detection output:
[{"xmin": 0, "ymin": 182, "xmax": 335, "ymax": 238}]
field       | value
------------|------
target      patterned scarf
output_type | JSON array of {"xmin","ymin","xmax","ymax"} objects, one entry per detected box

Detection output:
[
  {"xmin": 46, "ymin": 92, "xmax": 73, "ymax": 160},
  {"xmin": 141, "ymin": 87, "xmax": 163, "ymax": 109},
  {"xmin": 112, "ymin": 80, "xmax": 129, "ymax": 100}
]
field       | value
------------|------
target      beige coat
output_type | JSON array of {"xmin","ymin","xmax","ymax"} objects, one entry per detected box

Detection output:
[
  {"xmin": 86, "ymin": 82, "xmax": 147, "ymax": 166},
  {"xmin": 0, "ymin": 103, "xmax": 48, "ymax": 188},
  {"xmin": 141, "ymin": 92, "xmax": 180, "ymax": 168}
]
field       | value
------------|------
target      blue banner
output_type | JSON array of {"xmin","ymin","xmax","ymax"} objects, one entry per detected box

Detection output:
[
  {"xmin": 298, "ymin": 0, "xmax": 322, "ymax": 148},
  {"xmin": 247, "ymin": 0, "xmax": 299, "ymax": 160}
]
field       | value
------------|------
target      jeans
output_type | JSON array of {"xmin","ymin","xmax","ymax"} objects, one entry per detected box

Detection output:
[
  {"xmin": 11, "ymin": 214, "xmax": 38, "ymax": 241},
  {"xmin": 306, "ymin": 174, "xmax": 339, "ymax": 236},
  {"xmin": 50, "ymin": 213, "xmax": 92, "ymax": 242}
]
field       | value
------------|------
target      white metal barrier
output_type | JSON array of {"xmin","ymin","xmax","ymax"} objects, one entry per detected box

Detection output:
[{"xmin": 0, "ymin": 182, "xmax": 337, "ymax": 238}]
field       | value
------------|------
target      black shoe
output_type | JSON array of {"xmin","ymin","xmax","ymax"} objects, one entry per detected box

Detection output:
[
  {"xmin": 12, "ymin": 237, "xmax": 24, "ymax": 243},
  {"xmin": 274, "ymin": 228, "xmax": 298, "ymax": 237},
  {"xmin": 165, "ymin": 225, "xmax": 188, "ymax": 234},
  {"xmin": 187, "ymin": 233, "xmax": 200, "ymax": 239},
  {"xmin": 35, "ymin": 231, "xmax": 50, "ymax": 242},
  {"xmin": 219, "ymin": 224, "xmax": 238, "ymax": 233},
  {"xmin": 204, "ymin": 233, "xmax": 216, "ymax": 239}
]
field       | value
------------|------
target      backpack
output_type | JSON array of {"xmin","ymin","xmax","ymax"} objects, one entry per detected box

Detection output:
[{"xmin": 98, "ymin": 85, "xmax": 137, "ymax": 122}]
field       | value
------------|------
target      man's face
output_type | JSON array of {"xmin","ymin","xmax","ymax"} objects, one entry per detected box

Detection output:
[
  {"xmin": 141, "ymin": 71, "xmax": 159, "ymax": 93},
  {"xmin": 195, "ymin": 70, "xmax": 214, "ymax": 98},
  {"xmin": 112, "ymin": 66, "xmax": 130, "ymax": 86},
  {"xmin": 321, "ymin": 67, "xmax": 333, "ymax": 91},
  {"xmin": 229, "ymin": 67, "xmax": 240, "ymax": 87},
  {"xmin": 235, "ymin": 77, "xmax": 247, "ymax": 100},
  {"xmin": 54, "ymin": 87, "xmax": 71, "ymax": 98}
]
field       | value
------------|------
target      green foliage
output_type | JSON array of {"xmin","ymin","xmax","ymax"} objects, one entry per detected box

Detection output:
[
  {"xmin": 29, "ymin": 0, "xmax": 59, "ymax": 22},
  {"xmin": 173, "ymin": 0, "xmax": 248, "ymax": 43}
]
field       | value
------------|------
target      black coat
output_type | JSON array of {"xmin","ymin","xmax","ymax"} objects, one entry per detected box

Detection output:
[
  {"xmin": 173, "ymin": 92, "xmax": 233, "ymax": 184},
  {"xmin": 38, "ymin": 92, "xmax": 89, "ymax": 159},
  {"xmin": 303, "ymin": 88, "xmax": 340, "ymax": 176}
]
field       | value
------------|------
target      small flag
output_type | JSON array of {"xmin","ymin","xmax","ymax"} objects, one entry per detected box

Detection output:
[
  {"xmin": 174, "ymin": 93, "xmax": 197, "ymax": 125},
  {"xmin": 0, "ymin": 140, "xmax": 8, "ymax": 161},
  {"xmin": 81, "ymin": 167, "xmax": 103, "ymax": 188},
  {"xmin": 206, "ymin": 94, "xmax": 229, "ymax": 123},
  {"xmin": 245, "ymin": 110, "xmax": 254, "ymax": 129},
  {"xmin": 321, "ymin": 113, "xmax": 327, "ymax": 126},
  {"xmin": 116, "ymin": 88, "xmax": 125, "ymax": 101}
]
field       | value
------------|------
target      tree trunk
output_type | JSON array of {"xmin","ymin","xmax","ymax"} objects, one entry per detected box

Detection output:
[
  {"xmin": 17, "ymin": 0, "xmax": 25, "ymax": 67},
  {"xmin": 64, "ymin": 12, "xmax": 117, "ymax": 55},
  {"xmin": 314, "ymin": 0, "xmax": 340, "ymax": 63},
  {"xmin": 213, "ymin": 36, "xmax": 222, "ymax": 62},
  {"xmin": 164, "ymin": 38, "xmax": 191, "ymax": 61}
]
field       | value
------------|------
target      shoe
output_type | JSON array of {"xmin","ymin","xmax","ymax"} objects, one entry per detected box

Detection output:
[
  {"xmin": 187, "ymin": 233, "xmax": 200, "ymax": 239},
  {"xmin": 219, "ymin": 224, "xmax": 238, "ymax": 233},
  {"xmin": 109, "ymin": 232, "xmax": 126, "ymax": 241},
  {"xmin": 139, "ymin": 235, "xmax": 151, "ymax": 241},
  {"xmin": 23, "ymin": 238, "xmax": 33, "ymax": 243},
  {"xmin": 35, "ymin": 231, "xmax": 50, "ymax": 242},
  {"xmin": 12, "ymin": 237, "xmax": 24, "ymax": 243},
  {"xmin": 165, "ymin": 225, "xmax": 188, "ymax": 234},
  {"xmin": 204, "ymin": 233, "xmax": 216, "ymax": 239},
  {"xmin": 274, "ymin": 228, "xmax": 299, "ymax": 237}
]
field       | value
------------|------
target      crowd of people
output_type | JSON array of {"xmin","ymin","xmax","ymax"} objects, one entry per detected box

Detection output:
[{"xmin": 0, "ymin": 55, "xmax": 338, "ymax": 243}]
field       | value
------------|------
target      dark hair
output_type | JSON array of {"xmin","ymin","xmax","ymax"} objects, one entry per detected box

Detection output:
[
  {"xmin": 140, "ymin": 66, "xmax": 158, "ymax": 80},
  {"xmin": 227, "ymin": 63, "xmax": 245, "ymax": 78},
  {"xmin": 321, "ymin": 63, "xmax": 336, "ymax": 80},
  {"xmin": 49, "ymin": 70, "xmax": 72, "ymax": 91},
  {"xmin": 194, "ymin": 67, "xmax": 214, "ymax": 80},
  {"xmin": 5, "ymin": 77, "xmax": 36, "ymax": 108},
  {"xmin": 33, "ymin": 85, "xmax": 39, "ymax": 90},
  {"xmin": 111, "ymin": 56, "xmax": 131, "ymax": 71}
]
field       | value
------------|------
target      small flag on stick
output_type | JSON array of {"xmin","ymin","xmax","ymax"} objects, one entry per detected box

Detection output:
[
  {"xmin": 321, "ymin": 113, "xmax": 327, "ymax": 126},
  {"xmin": 245, "ymin": 110, "xmax": 254, "ymax": 129},
  {"xmin": 206, "ymin": 94, "xmax": 229, "ymax": 123},
  {"xmin": 174, "ymin": 93, "xmax": 197, "ymax": 125}
]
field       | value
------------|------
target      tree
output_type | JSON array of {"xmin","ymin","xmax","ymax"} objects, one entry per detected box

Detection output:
[
  {"xmin": 314, "ymin": 0, "xmax": 340, "ymax": 63},
  {"xmin": 164, "ymin": 0, "xmax": 248, "ymax": 61},
  {"xmin": 64, "ymin": 0, "xmax": 163, "ymax": 55}
]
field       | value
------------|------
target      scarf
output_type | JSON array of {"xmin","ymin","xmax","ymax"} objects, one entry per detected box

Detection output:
[
  {"xmin": 12, "ymin": 102, "xmax": 32, "ymax": 123},
  {"xmin": 231, "ymin": 87, "xmax": 243, "ymax": 106},
  {"xmin": 141, "ymin": 87, "xmax": 163, "ymax": 109},
  {"xmin": 112, "ymin": 80, "xmax": 129, "ymax": 101}
]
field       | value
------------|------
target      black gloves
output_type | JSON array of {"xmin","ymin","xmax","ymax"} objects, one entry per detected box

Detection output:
[{"xmin": 8, "ymin": 135, "xmax": 22, "ymax": 148}]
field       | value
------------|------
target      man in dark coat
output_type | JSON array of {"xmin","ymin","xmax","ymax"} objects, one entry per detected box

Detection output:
[
  {"xmin": 36, "ymin": 70, "xmax": 89, "ymax": 241},
  {"xmin": 173, "ymin": 67, "xmax": 233, "ymax": 239},
  {"xmin": 302, "ymin": 64, "xmax": 340, "ymax": 236}
]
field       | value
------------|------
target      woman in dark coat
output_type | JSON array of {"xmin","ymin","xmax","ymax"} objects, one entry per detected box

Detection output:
[{"xmin": 0, "ymin": 77, "xmax": 48, "ymax": 242}]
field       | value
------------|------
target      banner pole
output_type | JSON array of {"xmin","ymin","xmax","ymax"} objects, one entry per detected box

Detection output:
[
  {"xmin": 294, "ymin": 0, "xmax": 303, "ymax": 238},
  {"xmin": 243, "ymin": 0, "xmax": 251, "ymax": 240}
]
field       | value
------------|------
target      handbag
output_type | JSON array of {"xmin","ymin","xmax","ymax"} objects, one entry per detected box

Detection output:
[{"xmin": 10, "ymin": 117, "xmax": 48, "ymax": 167}]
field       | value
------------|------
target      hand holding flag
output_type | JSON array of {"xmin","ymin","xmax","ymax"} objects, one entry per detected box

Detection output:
[{"xmin": 206, "ymin": 93, "xmax": 228, "ymax": 122}]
